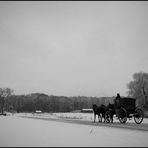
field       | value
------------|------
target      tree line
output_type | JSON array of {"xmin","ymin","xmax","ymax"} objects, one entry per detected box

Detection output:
[{"xmin": 3, "ymin": 93, "xmax": 114, "ymax": 113}]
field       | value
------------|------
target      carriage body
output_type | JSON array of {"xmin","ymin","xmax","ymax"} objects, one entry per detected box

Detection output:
[{"xmin": 114, "ymin": 97, "xmax": 136, "ymax": 115}]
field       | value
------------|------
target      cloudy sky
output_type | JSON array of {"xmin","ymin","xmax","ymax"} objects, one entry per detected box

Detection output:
[{"xmin": 0, "ymin": 1, "xmax": 148, "ymax": 97}]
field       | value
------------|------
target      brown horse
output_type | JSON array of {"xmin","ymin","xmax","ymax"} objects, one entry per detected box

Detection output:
[
  {"xmin": 105, "ymin": 103, "xmax": 116, "ymax": 123},
  {"xmin": 92, "ymin": 104, "xmax": 107, "ymax": 123}
]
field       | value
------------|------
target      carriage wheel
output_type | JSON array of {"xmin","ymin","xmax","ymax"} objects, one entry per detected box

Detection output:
[
  {"xmin": 118, "ymin": 108, "xmax": 127, "ymax": 124},
  {"xmin": 134, "ymin": 108, "xmax": 144, "ymax": 124},
  {"xmin": 105, "ymin": 111, "xmax": 111, "ymax": 123}
]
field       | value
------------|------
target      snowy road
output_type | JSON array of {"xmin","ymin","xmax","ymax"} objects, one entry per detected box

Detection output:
[
  {"xmin": 20, "ymin": 115, "xmax": 148, "ymax": 132},
  {"xmin": 0, "ymin": 115, "xmax": 148, "ymax": 147}
]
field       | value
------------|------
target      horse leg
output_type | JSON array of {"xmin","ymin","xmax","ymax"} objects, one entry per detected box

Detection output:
[
  {"xmin": 100, "ymin": 114, "xmax": 102, "ymax": 123},
  {"xmin": 94, "ymin": 113, "xmax": 96, "ymax": 122},
  {"xmin": 98, "ymin": 114, "xmax": 101, "ymax": 122},
  {"xmin": 103, "ymin": 114, "xmax": 105, "ymax": 123},
  {"xmin": 98, "ymin": 114, "xmax": 100, "ymax": 122}
]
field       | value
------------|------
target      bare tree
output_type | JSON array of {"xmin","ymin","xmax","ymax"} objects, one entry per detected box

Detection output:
[
  {"xmin": 0, "ymin": 88, "xmax": 14, "ymax": 114},
  {"xmin": 127, "ymin": 71, "xmax": 148, "ymax": 108}
]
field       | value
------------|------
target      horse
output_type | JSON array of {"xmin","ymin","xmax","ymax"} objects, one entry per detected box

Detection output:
[
  {"xmin": 106, "ymin": 103, "xmax": 116, "ymax": 123},
  {"xmin": 92, "ymin": 104, "xmax": 107, "ymax": 123}
]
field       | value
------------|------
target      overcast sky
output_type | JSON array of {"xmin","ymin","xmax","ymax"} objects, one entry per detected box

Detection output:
[{"xmin": 0, "ymin": 1, "xmax": 148, "ymax": 97}]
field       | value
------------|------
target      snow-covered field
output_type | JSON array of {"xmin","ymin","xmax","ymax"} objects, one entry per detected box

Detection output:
[
  {"xmin": 15, "ymin": 112, "xmax": 148, "ymax": 124},
  {"xmin": 0, "ymin": 113, "xmax": 148, "ymax": 147},
  {"xmin": 16, "ymin": 112, "xmax": 94, "ymax": 121}
]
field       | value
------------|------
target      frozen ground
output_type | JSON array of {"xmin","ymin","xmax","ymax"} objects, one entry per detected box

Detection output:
[{"xmin": 0, "ymin": 114, "xmax": 148, "ymax": 147}]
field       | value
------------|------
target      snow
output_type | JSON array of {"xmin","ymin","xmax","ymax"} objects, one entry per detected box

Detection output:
[
  {"xmin": 15, "ymin": 112, "xmax": 148, "ymax": 124},
  {"xmin": 0, "ymin": 114, "xmax": 148, "ymax": 147}
]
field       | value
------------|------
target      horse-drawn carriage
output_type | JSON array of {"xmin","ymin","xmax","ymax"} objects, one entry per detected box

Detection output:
[{"xmin": 105, "ymin": 97, "xmax": 144, "ymax": 124}]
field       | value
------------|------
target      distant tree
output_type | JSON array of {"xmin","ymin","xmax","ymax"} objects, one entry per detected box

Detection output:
[
  {"xmin": 127, "ymin": 71, "xmax": 148, "ymax": 107},
  {"xmin": 0, "ymin": 88, "xmax": 14, "ymax": 114}
]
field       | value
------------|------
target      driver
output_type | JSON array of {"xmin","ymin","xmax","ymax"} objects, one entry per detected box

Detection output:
[{"xmin": 114, "ymin": 93, "xmax": 121, "ymax": 118}]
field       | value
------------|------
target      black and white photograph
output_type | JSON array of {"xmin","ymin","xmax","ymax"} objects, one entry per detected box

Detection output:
[{"xmin": 0, "ymin": 1, "xmax": 148, "ymax": 147}]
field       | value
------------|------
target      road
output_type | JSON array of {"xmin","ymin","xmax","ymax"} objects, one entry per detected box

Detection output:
[{"xmin": 20, "ymin": 115, "xmax": 148, "ymax": 132}]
